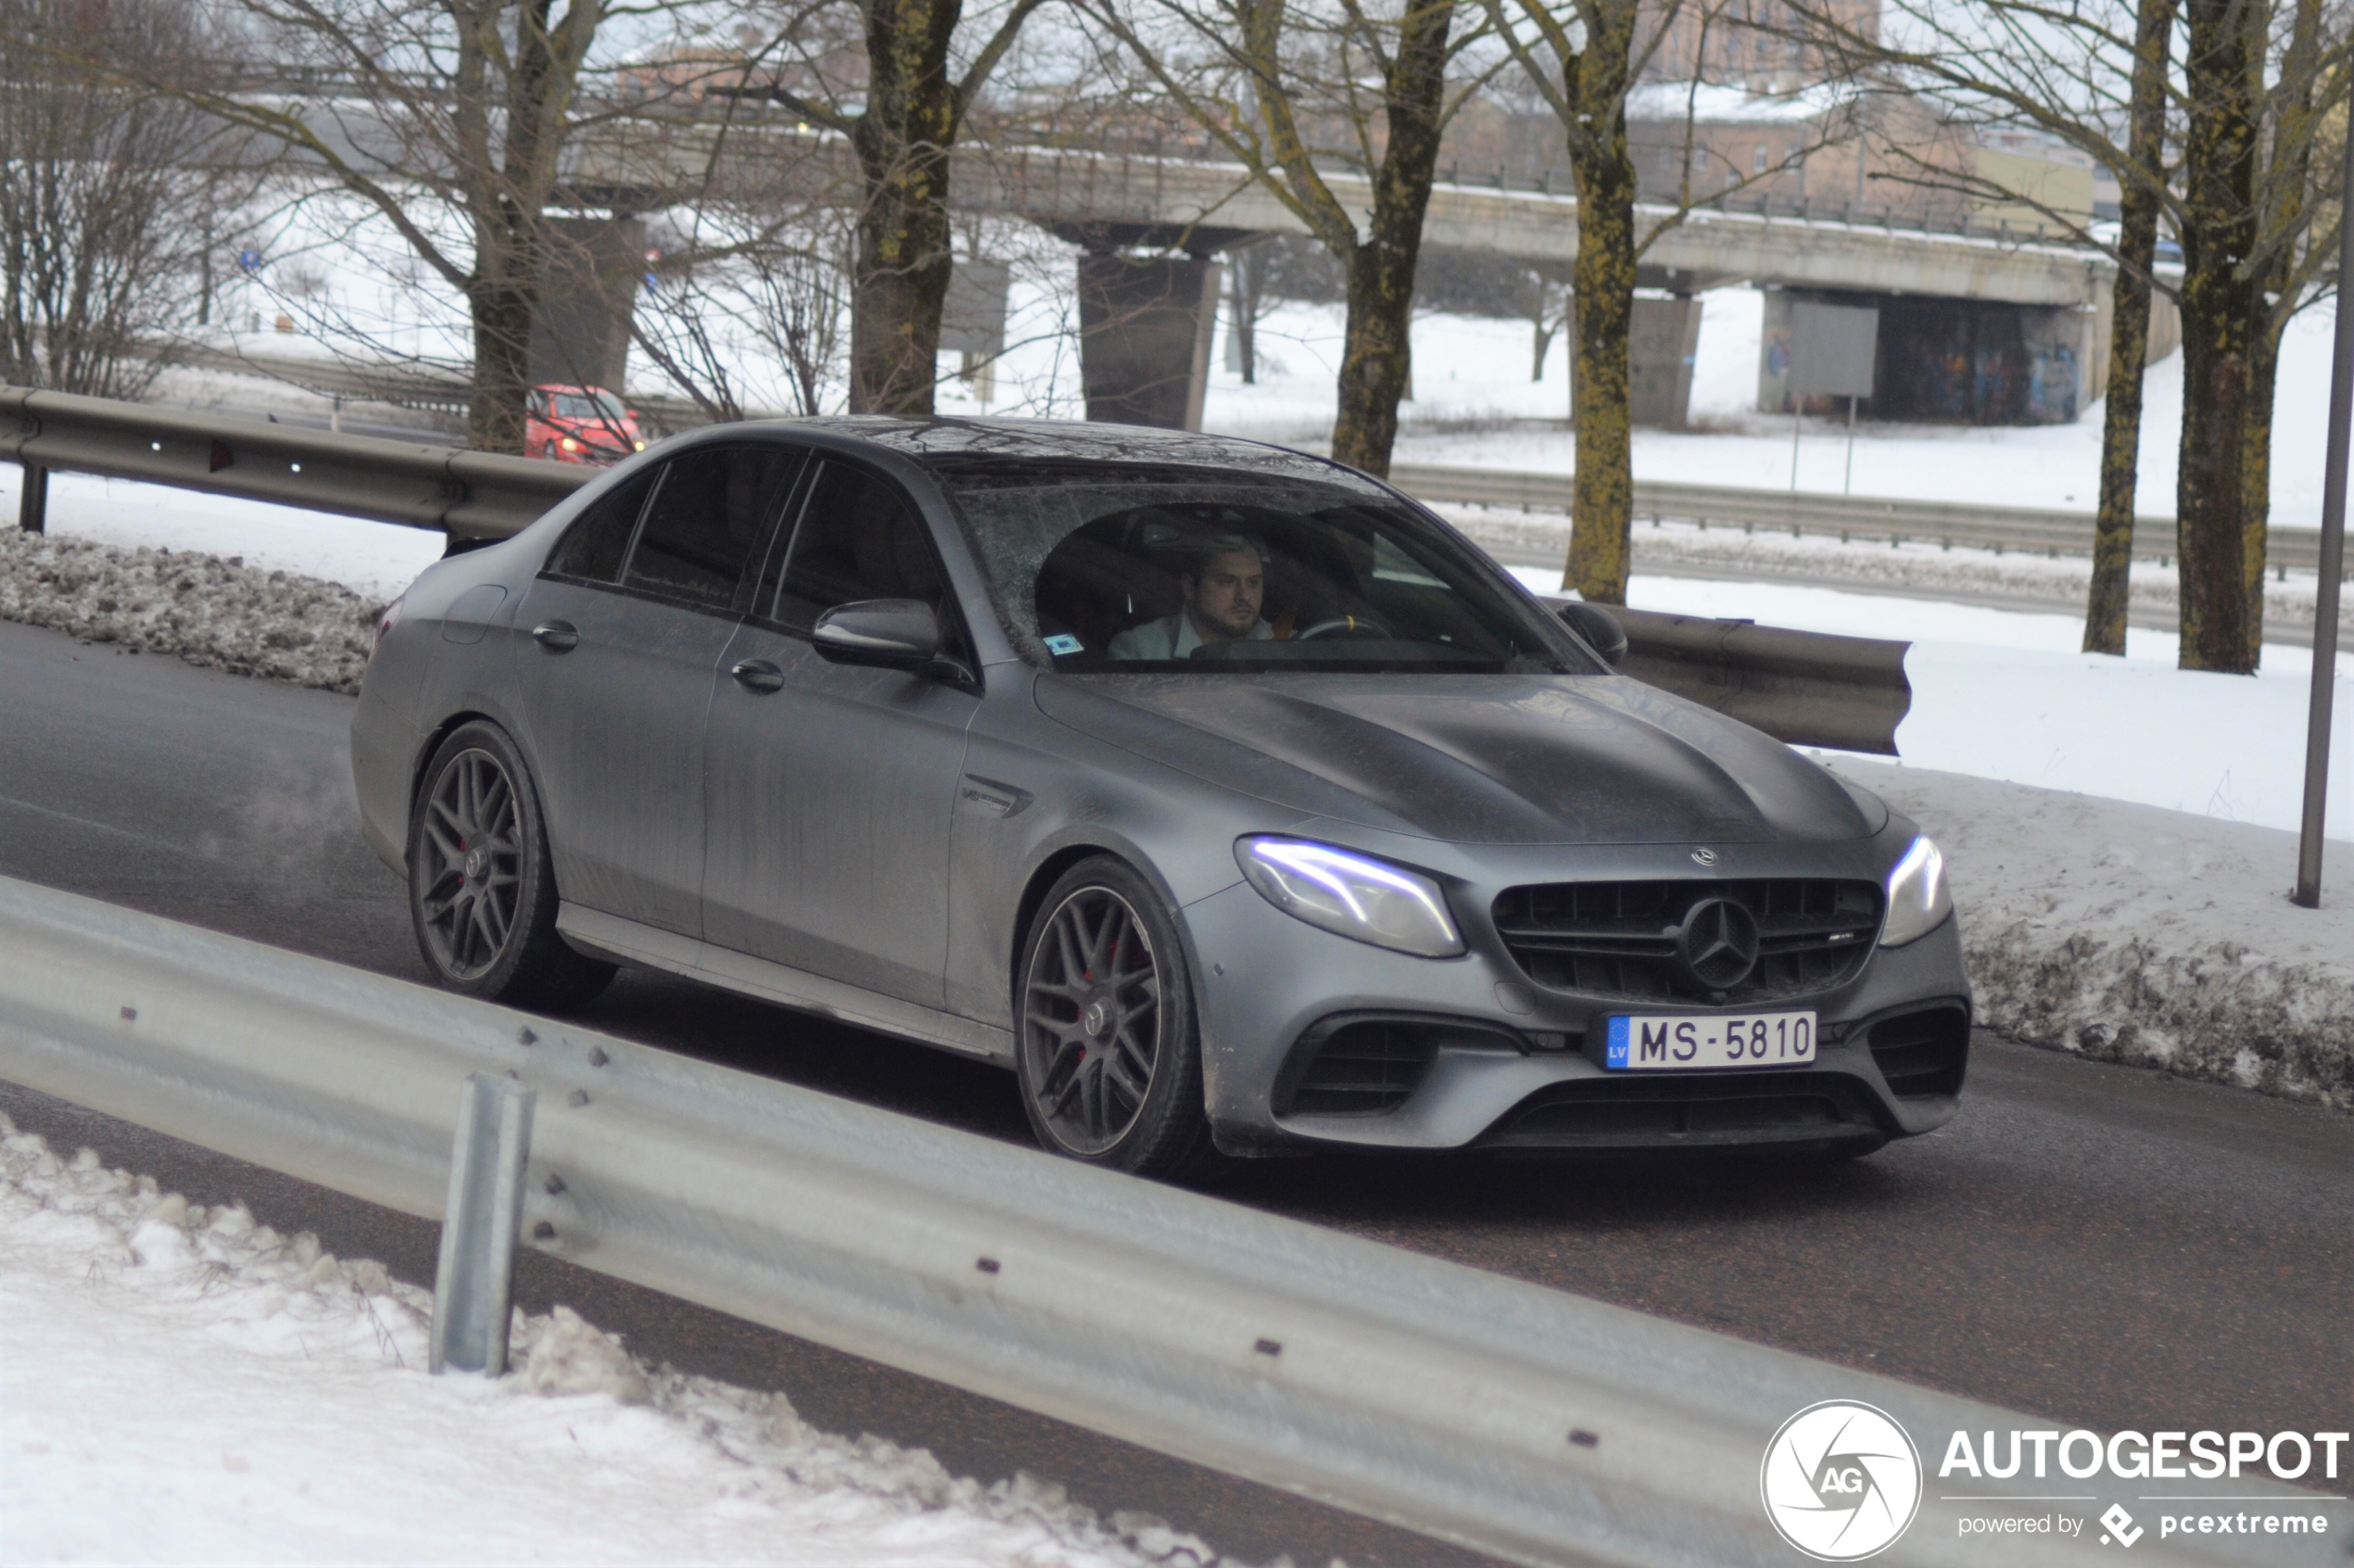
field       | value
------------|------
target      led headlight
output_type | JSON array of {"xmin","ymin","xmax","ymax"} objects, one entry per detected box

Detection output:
[
  {"xmin": 1235, "ymin": 837, "xmax": 1463, "ymax": 958},
  {"xmin": 1879, "ymin": 834, "xmax": 1952, "ymax": 947}
]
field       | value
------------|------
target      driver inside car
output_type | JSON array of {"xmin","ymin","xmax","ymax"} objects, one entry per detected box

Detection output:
[{"xmin": 1107, "ymin": 535, "xmax": 1277, "ymax": 660}]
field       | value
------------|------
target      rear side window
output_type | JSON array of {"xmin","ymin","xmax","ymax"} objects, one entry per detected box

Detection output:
[
  {"xmin": 543, "ymin": 467, "xmax": 656, "ymax": 583},
  {"xmin": 772, "ymin": 462, "xmax": 947, "ymax": 630},
  {"xmin": 622, "ymin": 444, "xmax": 801, "ymax": 611}
]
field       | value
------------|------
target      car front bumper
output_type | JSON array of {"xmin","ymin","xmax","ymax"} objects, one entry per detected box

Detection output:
[{"xmin": 1181, "ymin": 836, "xmax": 1971, "ymax": 1157}]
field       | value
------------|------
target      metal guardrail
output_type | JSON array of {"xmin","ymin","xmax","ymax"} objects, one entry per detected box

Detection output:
[
  {"xmin": 0, "ymin": 872, "xmax": 2330, "ymax": 1568},
  {"xmin": 1394, "ymin": 462, "xmax": 2337, "ymax": 578},
  {"xmin": 1605, "ymin": 605, "xmax": 1910, "ymax": 756},
  {"xmin": 2, "ymin": 386, "xmax": 588, "ymax": 541}
]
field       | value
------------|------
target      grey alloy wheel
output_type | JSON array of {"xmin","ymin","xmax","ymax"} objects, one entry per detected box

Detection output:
[
  {"xmin": 416, "ymin": 744, "xmax": 522, "ymax": 980},
  {"xmin": 1021, "ymin": 882, "xmax": 1164, "ymax": 1156},
  {"xmin": 408, "ymin": 721, "xmax": 613, "ymax": 1008}
]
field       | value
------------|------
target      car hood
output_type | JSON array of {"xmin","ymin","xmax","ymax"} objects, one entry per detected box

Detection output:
[{"xmin": 1033, "ymin": 672, "xmax": 1879, "ymax": 845}]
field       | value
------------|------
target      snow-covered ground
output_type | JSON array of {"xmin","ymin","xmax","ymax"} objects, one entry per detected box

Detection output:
[
  {"xmin": 1825, "ymin": 758, "xmax": 2354, "ymax": 1108},
  {"xmin": 1193, "ymin": 289, "xmax": 2343, "ymax": 537},
  {"xmin": 0, "ymin": 1119, "xmax": 1241, "ymax": 1567}
]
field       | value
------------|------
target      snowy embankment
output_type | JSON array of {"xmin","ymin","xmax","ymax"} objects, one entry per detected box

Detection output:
[
  {"xmin": 1828, "ymin": 759, "xmax": 2354, "ymax": 1110},
  {"xmin": 0, "ymin": 526, "xmax": 383, "ymax": 695},
  {"xmin": 0, "ymin": 1116, "xmax": 1239, "ymax": 1566}
]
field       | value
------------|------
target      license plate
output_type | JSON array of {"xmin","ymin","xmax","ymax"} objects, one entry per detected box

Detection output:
[{"xmin": 1603, "ymin": 1010, "xmax": 1817, "ymax": 1071}]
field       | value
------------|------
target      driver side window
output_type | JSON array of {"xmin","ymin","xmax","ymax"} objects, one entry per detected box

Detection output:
[{"xmin": 770, "ymin": 462, "xmax": 951, "ymax": 631}]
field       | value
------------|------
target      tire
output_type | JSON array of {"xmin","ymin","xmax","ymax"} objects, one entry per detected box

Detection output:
[
  {"xmin": 408, "ymin": 721, "xmax": 614, "ymax": 1010},
  {"xmin": 1014, "ymin": 856, "xmax": 1221, "ymax": 1181}
]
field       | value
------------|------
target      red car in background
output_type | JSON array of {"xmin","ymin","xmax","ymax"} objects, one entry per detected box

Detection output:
[{"xmin": 526, "ymin": 385, "xmax": 648, "ymax": 464}]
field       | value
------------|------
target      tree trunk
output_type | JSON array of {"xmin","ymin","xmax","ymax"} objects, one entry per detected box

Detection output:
[
  {"xmin": 849, "ymin": 0, "xmax": 960, "ymax": 416},
  {"xmin": 464, "ymin": 0, "xmax": 564, "ymax": 454},
  {"xmin": 1327, "ymin": 0, "xmax": 1451, "ymax": 475},
  {"xmin": 1562, "ymin": 1, "xmax": 1639, "ymax": 604},
  {"xmin": 1230, "ymin": 259, "xmax": 1259, "ymax": 384},
  {"xmin": 2082, "ymin": 0, "xmax": 2176, "ymax": 656},
  {"xmin": 2239, "ymin": 318, "xmax": 2280, "ymax": 661},
  {"xmin": 469, "ymin": 260, "xmax": 538, "ymax": 453},
  {"xmin": 2172, "ymin": 0, "xmax": 2261, "ymax": 673}
]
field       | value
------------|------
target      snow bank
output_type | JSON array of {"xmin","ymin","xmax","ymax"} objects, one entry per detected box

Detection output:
[
  {"xmin": 0, "ymin": 527, "xmax": 384, "ymax": 695},
  {"xmin": 0, "ymin": 1116, "xmax": 1252, "ymax": 1566},
  {"xmin": 1827, "ymin": 759, "xmax": 2354, "ymax": 1110}
]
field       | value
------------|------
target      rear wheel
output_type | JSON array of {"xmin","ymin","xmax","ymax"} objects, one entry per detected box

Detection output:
[
  {"xmin": 408, "ymin": 721, "xmax": 613, "ymax": 1009},
  {"xmin": 1015, "ymin": 857, "xmax": 1220, "ymax": 1180}
]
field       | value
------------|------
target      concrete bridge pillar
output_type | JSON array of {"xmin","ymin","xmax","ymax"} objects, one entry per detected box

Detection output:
[
  {"xmin": 1076, "ymin": 254, "xmax": 1223, "ymax": 431},
  {"xmin": 1628, "ymin": 297, "xmax": 1704, "ymax": 426},
  {"xmin": 529, "ymin": 215, "xmax": 644, "ymax": 394}
]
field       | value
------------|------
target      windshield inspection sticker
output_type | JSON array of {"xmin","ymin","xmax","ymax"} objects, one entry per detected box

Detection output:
[{"xmin": 1043, "ymin": 633, "xmax": 1083, "ymax": 655}]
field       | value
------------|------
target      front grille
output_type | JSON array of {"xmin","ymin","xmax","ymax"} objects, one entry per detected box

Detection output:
[
  {"xmin": 1867, "ymin": 1005, "xmax": 1970, "ymax": 1098},
  {"xmin": 1485, "ymin": 1071, "xmax": 1882, "ymax": 1147},
  {"xmin": 1491, "ymin": 879, "xmax": 1880, "ymax": 1003}
]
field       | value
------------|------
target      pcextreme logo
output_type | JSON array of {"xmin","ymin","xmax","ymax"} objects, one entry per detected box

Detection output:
[{"xmin": 1761, "ymin": 1400, "xmax": 1925, "ymax": 1561}]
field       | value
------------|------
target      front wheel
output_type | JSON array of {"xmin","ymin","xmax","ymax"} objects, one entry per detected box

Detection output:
[
  {"xmin": 408, "ymin": 721, "xmax": 614, "ymax": 1009},
  {"xmin": 1014, "ymin": 857, "xmax": 1221, "ymax": 1180}
]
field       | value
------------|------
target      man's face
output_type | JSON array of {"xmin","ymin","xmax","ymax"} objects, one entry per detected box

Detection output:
[{"xmin": 1183, "ymin": 548, "xmax": 1264, "ymax": 641}]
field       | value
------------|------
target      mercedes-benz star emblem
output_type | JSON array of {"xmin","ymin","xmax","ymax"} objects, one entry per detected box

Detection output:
[
  {"xmin": 1082, "ymin": 999, "xmax": 1110, "ymax": 1038},
  {"xmin": 1677, "ymin": 897, "xmax": 1761, "ymax": 992},
  {"xmin": 1690, "ymin": 846, "xmax": 1719, "ymax": 867}
]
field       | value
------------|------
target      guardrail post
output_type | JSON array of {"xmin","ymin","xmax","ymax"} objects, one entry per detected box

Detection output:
[
  {"xmin": 429, "ymin": 1073, "xmax": 536, "ymax": 1375},
  {"xmin": 18, "ymin": 463, "xmax": 47, "ymax": 533}
]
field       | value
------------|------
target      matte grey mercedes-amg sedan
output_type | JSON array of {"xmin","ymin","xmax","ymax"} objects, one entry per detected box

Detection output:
[{"xmin": 352, "ymin": 418, "xmax": 1969, "ymax": 1177}]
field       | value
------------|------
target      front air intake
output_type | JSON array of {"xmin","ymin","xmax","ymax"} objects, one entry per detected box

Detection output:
[{"xmin": 1867, "ymin": 1005, "xmax": 1971, "ymax": 1098}]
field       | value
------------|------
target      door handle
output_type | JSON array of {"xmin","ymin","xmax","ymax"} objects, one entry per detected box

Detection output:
[
  {"xmin": 531, "ymin": 620, "xmax": 579, "ymax": 652},
  {"xmin": 729, "ymin": 658, "xmax": 785, "ymax": 693}
]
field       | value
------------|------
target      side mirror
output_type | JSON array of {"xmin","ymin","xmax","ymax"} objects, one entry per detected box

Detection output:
[
  {"xmin": 811, "ymin": 598, "xmax": 943, "ymax": 671},
  {"xmin": 1556, "ymin": 601, "xmax": 1627, "ymax": 667}
]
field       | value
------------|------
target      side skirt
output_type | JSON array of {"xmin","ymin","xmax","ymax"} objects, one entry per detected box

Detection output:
[{"xmin": 556, "ymin": 904, "xmax": 1016, "ymax": 1066}]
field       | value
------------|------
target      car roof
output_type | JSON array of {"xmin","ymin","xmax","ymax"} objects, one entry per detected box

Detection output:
[{"xmin": 728, "ymin": 415, "xmax": 1373, "ymax": 484}]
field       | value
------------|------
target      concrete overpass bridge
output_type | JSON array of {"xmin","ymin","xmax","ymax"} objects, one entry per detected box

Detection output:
[
  {"xmin": 260, "ymin": 100, "xmax": 2127, "ymax": 430},
  {"xmin": 930, "ymin": 140, "xmax": 2119, "ymax": 429}
]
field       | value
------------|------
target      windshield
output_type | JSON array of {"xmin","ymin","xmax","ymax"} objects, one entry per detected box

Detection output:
[
  {"xmin": 553, "ymin": 391, "xmax": 626, "ymax": 422},
  {"xmin": 933, "ymin": 459, "xmax": 1595, "ymax": 676}
]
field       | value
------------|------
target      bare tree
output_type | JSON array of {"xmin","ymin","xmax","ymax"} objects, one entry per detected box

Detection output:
[
  {"xmin": 1515, "ymin": 258, "xmax": 1572, "ymax": 379},
  {"xmin": 1487, "ymin": 0, "xmax": 1854, "ymax": 601},
  {"xmin": 1789, "ymin": 0, "xmax": 2349, "ymax": 673},
  {"xmin": 2086, "ymin": 0, "xmax": 2177, "ymax": 656},
  {"xmin": 1078, "ymin": 0, "xmax": 1491, "ymax": 476},
  {"xmin": 0, "ymin": 0, "xmax": 250, "ymax": 398},
  {"xmin": 110, "ymin": 0, "xmax": 697, "ymax": 451},
  {"xmin": 740, "ymin": 0, "xmax": 1050, "ymax": 413},
  {"xmin": 630, "ymin": 206, "xmax": 854, "ymax": 416}
]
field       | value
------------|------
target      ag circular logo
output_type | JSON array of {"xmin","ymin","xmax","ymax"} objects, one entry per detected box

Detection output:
[{"xmin": 1760, "ymin": 1400, "xmax": 1922, "ymax": 1561}]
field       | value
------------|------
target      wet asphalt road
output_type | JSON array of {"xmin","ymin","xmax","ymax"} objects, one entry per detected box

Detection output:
[{"xmin": 3, "ymin": 616, "xmax": 2351, "ymax": 1554}]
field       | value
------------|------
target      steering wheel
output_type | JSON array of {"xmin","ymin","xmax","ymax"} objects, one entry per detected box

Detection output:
[{"xmin": 1293, "ymin": 614, "xmax": 1393, "ymax": 641}]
